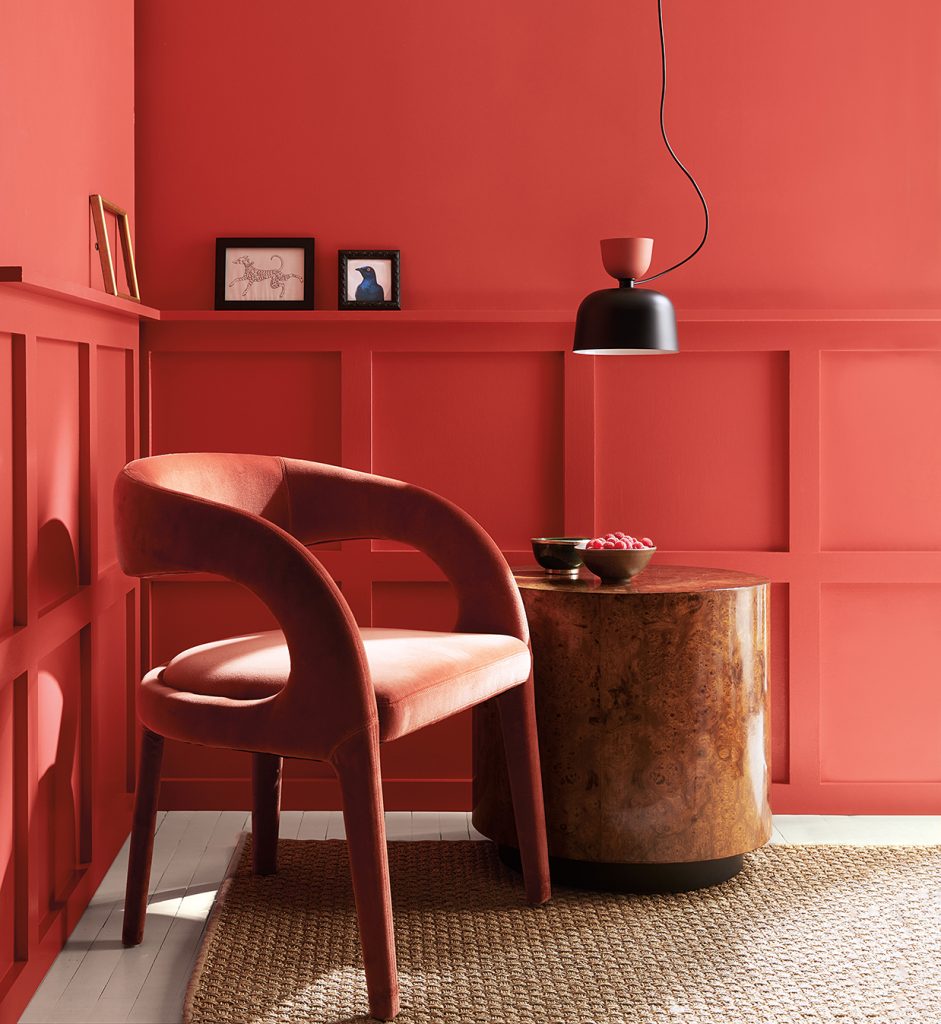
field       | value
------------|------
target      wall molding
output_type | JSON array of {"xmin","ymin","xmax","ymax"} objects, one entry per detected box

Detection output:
[
  {"xmin": 141, "ymin": 315, "xmax": 941, "ymax": 815},
  {"xmin": 0, "ymin": 267, "xmax": 160, "ymax": 321},
  {"xmin": 0, "ymin": 288, "xmax": 138, "ymax": 1022},
  {"xmin": 158, "ymin": 307, "xmax": 941, "ymax": 324},
  {"xmin": 158, "ymin": 777, "xmax": 472, "ymax": 812}
]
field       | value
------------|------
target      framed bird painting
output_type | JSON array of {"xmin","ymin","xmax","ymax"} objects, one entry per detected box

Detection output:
[{"xmin": 338, "ymin": 250, "xmax": 401, "ymax": 310}]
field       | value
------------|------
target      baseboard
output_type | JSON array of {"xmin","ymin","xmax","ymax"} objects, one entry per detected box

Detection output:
[{"xmin": 158, "ymin": 777, "xmax": 473, "ymax": 811}]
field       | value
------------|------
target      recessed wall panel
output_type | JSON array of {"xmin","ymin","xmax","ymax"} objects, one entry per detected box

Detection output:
[
  {"xmin": 34, "ymin": 339, "xmax": 82, "ymax": 612},
  {"xmin": 95, "ymin": 599, "xmax": 128, "ymax": 812},
  {"xmin": 770, "ymin": 583, "xmax": 789, "ymax": 784},
  {"xmin": 820, "ymin": 583, "xmax": 941, "ymax": 782},
  {"xmin": 97, "ymin": 347, "xmax": 132, "ymax": 571},
  {"xmin": 36, "ymin": 633, "xmax": 84, "ymax": 913},
  {"xmin": 595, "ymin": 351, "xmax": 789, "ymax": 551},
  {"xmin": 372, "ymin": 352, "xmax": 564, "ymax": 551},
  {"xmin": 150, "ymin": 580, "xmax": 280, "ymax": 667},
  {"xmin": 821, "ymin": 351, "xmax": 941, "ymax": 550},
  {"xmin": 150, "ymin": 351, "xmax": 341, "ymax": 462},
  {"xmin": 0, "ymin": 680, "xmax": 15, "ymax": 981},
  {"xmin": 372, "ymin": 582, "xmax": 458, "ymax": 632},
  {"xmin": 0, "ymin": 335, "xmax": 14, "ymax": 633}
]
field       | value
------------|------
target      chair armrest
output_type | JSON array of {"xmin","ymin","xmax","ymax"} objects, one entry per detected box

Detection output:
[
  {"xmin": 281, "ymin": 459, "xmax": 528, "ymax": 643},
  {"xmin": 115, "ymin": 464, "xmax": 373, "ymax": 755}
]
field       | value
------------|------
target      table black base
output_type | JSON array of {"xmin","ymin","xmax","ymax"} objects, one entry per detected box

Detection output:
[{"xmin": 498, "ymin": 844, "xmax": 744, "ymax": 894}]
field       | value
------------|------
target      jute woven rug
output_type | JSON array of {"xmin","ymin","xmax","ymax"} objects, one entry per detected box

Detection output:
[{"xmin": 184, "ymin": 838, "xmax": 941, "ymax": 1024}]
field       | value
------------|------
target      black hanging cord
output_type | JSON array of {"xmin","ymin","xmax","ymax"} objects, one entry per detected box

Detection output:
[{"xmin": 635, "ymin": 0, "xmax": 709, "ymax": 284}]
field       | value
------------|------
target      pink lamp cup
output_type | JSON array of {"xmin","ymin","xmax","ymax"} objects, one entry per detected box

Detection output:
[{"xmin": 600, "ymin": 237, "xmax": 654, "ymax": 281}]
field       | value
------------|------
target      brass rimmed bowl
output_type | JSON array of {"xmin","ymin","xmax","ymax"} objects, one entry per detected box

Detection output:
[
  {"xmin": 577, "ymin": 543, "xmax": 656, "ymax": 583},
  {"xmin": 531, "ymin": 537, "xmax": 590, "ymax": 577}
]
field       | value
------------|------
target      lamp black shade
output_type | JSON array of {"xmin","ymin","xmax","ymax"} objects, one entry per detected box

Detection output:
[{"xmin": 572, "ymin": 284, "xmax": 678, "ymax": 355}]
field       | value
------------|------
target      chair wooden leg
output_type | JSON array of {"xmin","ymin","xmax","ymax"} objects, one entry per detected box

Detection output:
[
  {"xmin": 497, "ymin": 677, "xmax": 551, "ymax": 905},
  {"xmin": 332, "ymin": 728, "xmax": 399, "ymax": 1022},
  {"xmin": 122, "ymin": 728, "xmax": 164, "ymax": 947},
  {"xmin": 252, "ymin": 753, "xmax": 282, "ymax": 875}
]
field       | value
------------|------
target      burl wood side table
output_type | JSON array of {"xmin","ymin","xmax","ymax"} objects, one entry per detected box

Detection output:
[{"xmin": 473, "ymin": 565, "xmax": 772, "ymax": 892}]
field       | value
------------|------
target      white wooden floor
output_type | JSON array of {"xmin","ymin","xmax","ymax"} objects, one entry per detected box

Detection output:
[{"xmin": 21, "ymin": 812, "xmax": 941, "ymax": 1023}]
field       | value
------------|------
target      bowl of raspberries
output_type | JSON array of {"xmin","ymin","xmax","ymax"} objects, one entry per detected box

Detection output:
[{"xmin": 576, "ymin": 532, "xmax": 656, "ymax": 583}]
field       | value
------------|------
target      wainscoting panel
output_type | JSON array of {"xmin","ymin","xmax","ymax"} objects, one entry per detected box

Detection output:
[
  {"xmin": 594, "ymin": 349, "xmax": 790, "ymax": 552},
  {"xmin": 0, "ymin": 679, "xmax": 15, "ymax": 990},
  {"xmin": 770, "ymin": 582, "xmax": 790, "ymax": 785},
  {"xmin": 371, "ymin": 351, "xmax": 566, "ymax": 550},
  {"xmin": 819, "ymin": 582, "xmax": 941, "ymax": 784},
  {"xmin": 35, "ymin": 632, "xmax": 86, "ymax": 919},
  {"xmin": 0, "ymin": 335, "xmax": 13, "ymax": 635},
  {"xmin": 0, "ymin": 285, "xmax": 139, "ymax": 1023},
  {"xmin": 372, "ymin": 582, "xmax": 457, "ymax": 632},
  {"xmin": 33, "ymin": 339, "xmax": 83, "ymax": 615},
  {"xmin": 93, "ymin": 596, "xmax": 131, "ymax": 819},
  {"xmin": 149, "ymin": 350, "xmax": 342, "ymax": 463},
  {"xmin": 820, "ymin": 350, "xmax": 941, "ymax": 551},
  {"xmin": 142, "ymin": 314, "xmax": 941, "ymax": 814},
  {"xmin": 96, "ymin": 347, "xmax": 134, "ymax": 572}
]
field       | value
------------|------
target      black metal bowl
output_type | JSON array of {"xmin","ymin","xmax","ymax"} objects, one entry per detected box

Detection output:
[{"xmin": 530, "ymin": 537, "xmax": 590, "ymax": 577}]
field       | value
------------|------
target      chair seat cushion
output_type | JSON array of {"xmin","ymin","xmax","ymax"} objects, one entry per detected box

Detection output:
[{"xmin": 160, "ymin": 628, "xmax": 530, "ymax": 741}]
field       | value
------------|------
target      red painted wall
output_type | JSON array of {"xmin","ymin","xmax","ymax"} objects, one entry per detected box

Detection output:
[
  {"xmin": 135, "ymin": 1, "xmax": 941, "ymax": 312},
  {"xmin": 0, "ymin": 2, "xmax": 135, "ymax": 290},
  {"xmin": 136, "ymin": 1, "xmax": 941, "ymax": 815},
  {"xmin": 0, "ymin": 3, "xmax": 139, "ymax": 1020}
]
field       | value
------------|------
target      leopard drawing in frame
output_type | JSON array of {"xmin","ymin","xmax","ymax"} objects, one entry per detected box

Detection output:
[{"xmin": 228, "ymin": 254, "xmax": 304, "ymax": 300}]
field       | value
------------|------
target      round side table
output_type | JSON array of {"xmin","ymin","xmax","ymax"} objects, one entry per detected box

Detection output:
[{"xmin": 472, "ymin": 565, "xmax": 771, "ymax": 893}]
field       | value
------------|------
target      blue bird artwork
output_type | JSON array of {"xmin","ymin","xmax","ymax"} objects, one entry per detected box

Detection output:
[{"xmin": 354, "ymin": 265, "xmax": 385, "ymax": 302}]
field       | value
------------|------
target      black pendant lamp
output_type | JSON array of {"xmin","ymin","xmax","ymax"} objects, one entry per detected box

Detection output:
[{"xmin": 573, "ymin": 0, "xmax": 709, "ymax": 356}]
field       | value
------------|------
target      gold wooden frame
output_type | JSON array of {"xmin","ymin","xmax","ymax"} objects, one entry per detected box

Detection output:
[{"xmin": 89, "ymin": 194, "xmax": 140, "ymax": 301}]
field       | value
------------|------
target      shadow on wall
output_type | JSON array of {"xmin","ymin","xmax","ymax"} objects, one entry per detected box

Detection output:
[
  {"xmin": 0, "ymin": 646, "xmax": 81, "ymax": 995},
  {"xmin": 36, "ymin": 647, "xmax": 82, "ymax": 932},
  {"xmin": 34, "ymin": 519, "xmax": 79, "ymax": 614}
]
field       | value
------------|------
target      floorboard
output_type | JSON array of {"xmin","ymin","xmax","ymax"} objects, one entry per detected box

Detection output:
[{"xmin": 21, "ymin": 812, "xmax": 940, "ymax": 1022}]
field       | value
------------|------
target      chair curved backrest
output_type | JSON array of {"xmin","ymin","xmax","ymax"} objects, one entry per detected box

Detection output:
[
  {"xmin": 116, "ymin": 452, "xmax": 527, "ymax": 641},
  {"xmin": 114, "ymin": 453, "xmax": 528, "ymax": 756}
]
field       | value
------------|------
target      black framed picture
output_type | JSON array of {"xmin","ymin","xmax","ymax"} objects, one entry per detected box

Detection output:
[
  {"xmin": 338, "ymin": 250, "xmax": 401, "ymax": 310},
  {"xmin": 215, "ymin": 237, "xmax": 314, "ymax": 310}
]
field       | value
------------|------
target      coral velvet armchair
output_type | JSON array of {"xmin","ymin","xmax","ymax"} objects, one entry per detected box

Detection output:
[{"xmin": 114, "ymin": 453, "xmax": 550, "ymax": 1021}]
